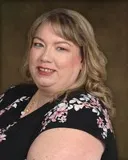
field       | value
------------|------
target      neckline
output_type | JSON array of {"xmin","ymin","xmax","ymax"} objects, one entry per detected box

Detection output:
[
  {"xmin": 18, "ymin": 84, "xmax": 85, "ymax": 121},
  {"xmin": 19, "ymin": 91, "xmax": 66, "ymax": 121}
]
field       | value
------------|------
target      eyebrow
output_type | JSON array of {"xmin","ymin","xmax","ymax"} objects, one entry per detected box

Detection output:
[{"xmin": 33, "ymin": 36, "xmax": 72, "ymax": 46}]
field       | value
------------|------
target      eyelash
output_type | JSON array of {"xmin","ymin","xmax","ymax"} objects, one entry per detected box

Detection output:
[
  {"xmin": 33, "ymin": 42, "xmax": 44, "ymax": 48},
  {"xmin": 32, "ymin": 42, "xmax": 68, "ymax": 52},
  {"xmin": 56, "ymin": 47, "xmax": 68, "ymax": 51}
]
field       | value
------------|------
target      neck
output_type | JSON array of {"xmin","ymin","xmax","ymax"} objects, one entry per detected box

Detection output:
[
  {"xmin": 20, "ymin": 88, "xmax": 56, "ymax": 118},
  {"xmin": 35, "ymin": 89, "xmax": 55, "ymax": 108}
]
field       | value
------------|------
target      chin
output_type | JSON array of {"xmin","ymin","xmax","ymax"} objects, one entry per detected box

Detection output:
[{"xmin": 37, "ymin": 81, "xmax": 55, "ymax": 88}]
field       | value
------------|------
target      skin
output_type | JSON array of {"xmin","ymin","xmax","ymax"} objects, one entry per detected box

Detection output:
[
  {"xmin": 27, "ymin": 23, "xmax": 104, "ymax": 159},
  {"xmin": 27, "ymin": 128, "xmax": 104, "ymax": 160},
  {"xmin": 29, "ymin": 23, "xmax": 82, "ymax": 96}
]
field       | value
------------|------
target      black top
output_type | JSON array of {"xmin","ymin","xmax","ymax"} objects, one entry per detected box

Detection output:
[{"xmin": 0, "ymin": 84, "xmax": 118, "ymax": 160}]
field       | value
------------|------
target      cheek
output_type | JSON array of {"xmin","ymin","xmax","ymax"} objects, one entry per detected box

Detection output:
[
  {"xmin": 58, "ymin": 56, "xmax": 81, "ymax": 72},
  {"xmin": 28, "ymin": 53, "xmax": 36, "ymax": 71},
  {"xmin": 67, "ymin": 55, "xmax": 82, "ymax": 69},
  {"xmin": 28, "ymin": 51, "xmax": 37, "ymax": 64},
  {"xmin": 28, "ymin": 51, "xmax": 33, "ymax": 61},
  {"xmin": 71, "ymin": 58, "xmax": 81, "ymax": 68}
]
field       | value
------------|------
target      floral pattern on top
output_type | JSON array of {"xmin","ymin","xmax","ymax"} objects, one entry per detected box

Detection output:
[
  {"xmin": 0, "ymin": 86, "xmax": 15, "ymax": 104},
  {"xmin": 0, "ymin": 122, "xmax": 17, "ymax": 142},
  {"xmin": 0, "ymin": 96, "xmax": 30, "ymax": 117},
  {"xmin": 0, "ymin": 96, "xmax": 30, "ymax": 143},
  {"xmin": 41, "ymin": 93, "xmax": 113, "ymax": 139},
  {"xmin": 0, "ymin": 93, "xmax": 5, "ymax": 104}
]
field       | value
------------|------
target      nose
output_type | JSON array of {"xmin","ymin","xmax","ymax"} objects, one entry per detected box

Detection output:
[{"xmin": 40, "ymin": 47, "xmax": 52, "ymax": 63}]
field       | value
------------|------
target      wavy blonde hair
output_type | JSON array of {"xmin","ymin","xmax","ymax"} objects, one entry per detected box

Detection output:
[{"xmin": 21, "ymin": 8, "xmax": 114, "ymax": 116}]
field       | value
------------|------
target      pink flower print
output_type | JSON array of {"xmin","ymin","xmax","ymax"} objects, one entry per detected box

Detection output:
[
  {"xmin": 42, "ymin": 120, "xmax": 50, "ymax": 130},
  {"xmin": 49, "ymin": 105, "xmax": 67, "ymax": 122},
  {"xmin": 106, "ymin": 120, "xmax": 113, "ymax": 133},
  {"xmin": 83, "ymin": 101, "xmax": 91, "ymax": 108},
  {"xmin": 0, "ymin": 109, "xmax": 5, "ymax": 116},
  {"xmin": 41, "ymin": 103, "xmax": 68, "ymax": 130},
  {"xmin": 90, "ymin": 98, "xmax": 100, "ymax": 107},
  {"xmin": 97, "ymin": 117, "xmax": 104, "ymax": 128},
  {"xmin": 57, "ymin": 105, "xmax": 67, "ymax": 115},
  {"xmin": 0, "ymin": 133, "xmax": 6, "ymax": 142},
  {"xmin": 103, "ymin": 109, "xmax": 113, "ymax": 132},
  {"xmin": 49, "ymin": 112, "xmax": 57, "ymax": 122},
  {"xmin": 41, "ymin": 92, "xmax": 113, "ymax": 139},
  {"xmin": 6, "ymin": 104, "xmax": 12, "ymax": 110},
  {"xmin": 58, "ymin": 115, "xmax": 67, "ymax": 123},
  {"xmin": 103, "ymin": 109, "xmax": 109, "ymax": 121}
]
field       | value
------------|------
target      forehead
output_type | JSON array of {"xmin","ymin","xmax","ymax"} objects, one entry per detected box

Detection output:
[
  {"xmin": 34, "ymin": 23, "xmax": 64, "ymax": 41},
  {"xmin": 34, "ymin": 23, "xmax": 78, "ymax": 46},
  {"xmin": 34, "ymin": 21, "xmax": 79, "ymax": 45},
  {"xmin": 34, "ymin": 22, "xmax": 63, "ymax": 39},
  {"xmin": 35, "ymin": 23, "xmax": 57, "ymax": 35}
]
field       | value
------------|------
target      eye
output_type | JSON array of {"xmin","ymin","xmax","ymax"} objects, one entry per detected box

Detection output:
[
  {"xmin": 33, "ymin": 42, "xmax": 44, "ymax": 48},
  {"xmin": 56, "ymin": 47, "xmax": 67, "ymax": 51}
]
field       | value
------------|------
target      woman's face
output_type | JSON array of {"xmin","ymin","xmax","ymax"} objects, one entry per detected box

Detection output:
[{"xmin": 29, "ymin": 23, "xmax": 82, "ymax": 93}]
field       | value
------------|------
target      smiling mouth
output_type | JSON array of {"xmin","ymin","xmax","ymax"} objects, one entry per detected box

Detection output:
[{"xmin": 38, "ymin": 67, "xmax": 55, "ymax": 73}]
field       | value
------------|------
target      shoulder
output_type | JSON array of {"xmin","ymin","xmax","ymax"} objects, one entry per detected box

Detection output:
[
  {"xmin": 0, "ymin": 83, "xmax": 37, "ymax": 106},
  {"xmin": 1, "ymin": 83, "xmax": 37, "ymax": 95},
  {"xmin": 41, "ymin": 89, "xmax": 114, "ymax": 144},
  {"xmin": 67, "ymin": 90, "xmax": 114, "ymax": 140},
  {"xmin": 28, "ymin": 90, "xmax": 105, "ymax": 160},
  {"xmin": 28, "ymin": 128, "xmax": 104, "ymax": 160},
  {"xmin": 28, "ymin": 89, "xmax": 116, "ymax": 159}
]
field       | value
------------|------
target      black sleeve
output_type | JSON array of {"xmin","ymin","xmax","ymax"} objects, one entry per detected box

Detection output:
[
  {"xmin": 0, "ymin": 83, "xmax": 37, "ymax": 109},
  {"xmin": 41, "ymin": 92, "xmax": 115, "ymax": 146},
  {"xmin": 66, "ymin": 93, "xmax": 114, "ymax": 146},
  {"xmin": 0, "ymin": 86, "xmax": 16, "ymax": 108},
  {"xmin": 67, "ymin": 105, "xmax": 111, "ymax": 144}
]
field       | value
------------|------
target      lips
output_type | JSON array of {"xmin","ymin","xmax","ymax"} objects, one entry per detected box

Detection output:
[
  {"xmin": 39, "ymin": 67, "xmax": 54, "ymax": 72},
  {"xmin": 37, "ymin": 66, "xmax": 56, "ymax": 75}
]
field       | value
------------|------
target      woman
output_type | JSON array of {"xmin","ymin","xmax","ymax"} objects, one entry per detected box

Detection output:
[{"xmin": 0, "ymin": 8, "xmax": 118, "ymax": 160}]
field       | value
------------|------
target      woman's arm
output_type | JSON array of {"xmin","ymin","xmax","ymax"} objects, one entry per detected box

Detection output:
[{"xmin": 27, "ymin": 128, "xmax": 104, "ymax": 160}]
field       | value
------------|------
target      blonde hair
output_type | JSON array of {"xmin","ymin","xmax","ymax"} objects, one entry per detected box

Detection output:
[{"xmin": 21, "ymin": 8, "xmax": 114, "ymax": 116}]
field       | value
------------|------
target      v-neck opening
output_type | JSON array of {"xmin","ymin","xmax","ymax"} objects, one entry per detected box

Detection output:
[{"xmin": 19, "ymin": 92, "xmax": 66, "ymax": 121}]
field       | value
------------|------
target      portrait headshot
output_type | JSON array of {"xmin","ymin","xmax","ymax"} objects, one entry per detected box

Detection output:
[{"xmin": 0, "ymin": 1, "xmax": 127, "ymax": 160}]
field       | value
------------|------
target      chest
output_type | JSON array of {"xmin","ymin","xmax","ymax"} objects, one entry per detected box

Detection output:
[{"xmin": 0, "ymin": 97, "xmax": 48, "ymax": 160}]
